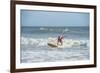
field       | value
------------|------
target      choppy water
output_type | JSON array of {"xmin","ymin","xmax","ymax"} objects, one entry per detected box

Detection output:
[{"xmin": 20, "ymin": 26, "xmax": 90, "ymax": 63}]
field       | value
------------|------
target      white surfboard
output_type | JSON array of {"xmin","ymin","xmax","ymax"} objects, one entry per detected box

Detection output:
[
  {"xmin": 48, "ymin": 43, "xmax": 58, "ymax": 47},
  {"xmin": 48, "ymin": 43, "xmax": 65, "ymax": 49}
]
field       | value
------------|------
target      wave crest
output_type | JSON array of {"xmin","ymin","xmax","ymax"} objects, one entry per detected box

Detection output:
[{"xmin": 21, "ymin": 37, "xmax": 89, "ymax": 48}]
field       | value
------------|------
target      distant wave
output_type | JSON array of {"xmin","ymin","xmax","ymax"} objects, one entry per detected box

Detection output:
[
  {"xmin": 40, "ymin": 27, "xmax": 48, "ymax": 31},
  {"xmin": 21, "ymin": 37, "xmax": 89, "ymax": 48},
  {"xmin": 39, "ymin": 27, "xmax": 69, "ymax": 32},
  {"xmin": 39, "ymin": 27, "xmax": 88, "ymax": 34}
]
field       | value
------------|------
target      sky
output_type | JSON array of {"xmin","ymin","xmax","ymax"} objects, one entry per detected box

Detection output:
[{"xmin": 21, "ymin": 10, "xmax": 90, "ymax": 27}]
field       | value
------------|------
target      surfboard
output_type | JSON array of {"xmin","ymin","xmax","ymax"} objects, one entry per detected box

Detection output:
[
  {"xmin": 47, "ymin": 42, "xmax": 64, "ymax": 49},
  {"xmin": 47, "ymin": 38, "xmax": 65, "ymax": 48},
  {"xmin": 48, "ymin": 43, "xmax": 58, "ymax": 47}
]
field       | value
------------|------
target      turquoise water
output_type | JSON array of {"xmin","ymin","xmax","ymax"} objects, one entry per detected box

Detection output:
[{"xmin": 20, "ymin": 26, "xmax": 90, "ymax": 63}]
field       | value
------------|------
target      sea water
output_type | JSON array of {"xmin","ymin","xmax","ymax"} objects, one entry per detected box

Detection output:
[{"xmin": 21, "ymin": 26, "xmax": 90, "ymax": 63}]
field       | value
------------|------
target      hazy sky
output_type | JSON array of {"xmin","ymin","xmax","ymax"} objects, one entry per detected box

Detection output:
[{"xmin": 21, "ymin": 10, "xmax": 90, "ymax": 27}]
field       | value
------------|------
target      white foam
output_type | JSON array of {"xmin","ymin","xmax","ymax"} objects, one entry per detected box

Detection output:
[
  {"xmin": 40, "ymin": 27, "xmax": 48, "ymax": 31},
  {"xmin": 21, "ymin": 37, "xmax": 48, "ymax": 46},
  {"xmin": 21, "ymin": 37, "xmax": 89, "ymax": 48}
]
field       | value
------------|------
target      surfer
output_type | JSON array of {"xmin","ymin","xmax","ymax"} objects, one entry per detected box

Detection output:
[{"xmin": 57, "ymin": 35, "xmax": 64, "ymax": 45}]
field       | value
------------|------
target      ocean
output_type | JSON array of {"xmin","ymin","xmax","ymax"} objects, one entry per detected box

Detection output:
[{"xmin": 20, "ymin": 26, "xmax": 90, "ymax": 63}]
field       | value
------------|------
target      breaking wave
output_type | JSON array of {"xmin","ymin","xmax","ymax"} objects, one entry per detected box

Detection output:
[{"xmin": 21, "ymin": 37, "xmax": 89, "ymax": 48}]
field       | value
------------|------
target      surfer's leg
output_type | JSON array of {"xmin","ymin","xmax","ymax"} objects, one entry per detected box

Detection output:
[
  {"xmin": 57, "ymin": 41, "xmax": 59, "ymax": 45},
  {"xmin": 57, "ymin": 39, "xmax": 60, "ymax": 45},
  {"xmin": 60, "ymin": 40, "xmax": 63, "ymax": 45}
]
